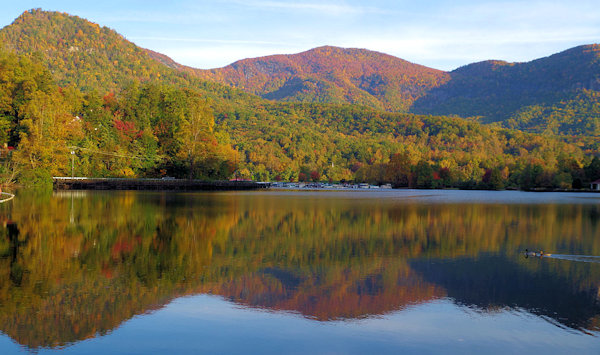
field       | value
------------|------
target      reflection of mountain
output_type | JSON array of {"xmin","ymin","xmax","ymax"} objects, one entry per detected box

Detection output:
[
  {"xmin": 200, "ymin": 262, "xmax": 444, "ymax": 321},
  {"xmin": 1, "ymin": 191, "xmax": 600, "ymax": 348},
  {"xmin": 410, "ymin": 255, "xmax": 600, "ymax": 332}
]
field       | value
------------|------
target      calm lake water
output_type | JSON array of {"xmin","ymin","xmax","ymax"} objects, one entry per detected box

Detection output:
[{"xmin": 1, "ymin": 189, "xmax": 600, "ymax": 354}]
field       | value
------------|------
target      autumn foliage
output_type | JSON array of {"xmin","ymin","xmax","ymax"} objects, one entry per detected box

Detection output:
[{"xmin": 0, "ymin": 9, "xmax": 598, "ymax": 188}]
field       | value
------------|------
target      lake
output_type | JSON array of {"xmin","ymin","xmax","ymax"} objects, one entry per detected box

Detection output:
[{"xmin": 1, "ymin": 189, "xmax": 600, "ymax": 354}]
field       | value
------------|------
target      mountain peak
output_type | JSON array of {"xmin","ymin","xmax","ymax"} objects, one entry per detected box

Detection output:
[
  {"xmin": 198, "ymin": 45, "xmax": 449, "ymax": 111},
  {"xmin": 303, "ymin": 45, "xmax": 382, "ymax": 56},
  {"xmin": 0, "ymin": 9, "xmax": 181, "ymax": 91},
  {"xmin": 11, "ymin": 9, "xmax": 105, "ymax": 33},
  {"xmin": 13, "ymin": 8, "xmax": 47, "ymax": 23}
]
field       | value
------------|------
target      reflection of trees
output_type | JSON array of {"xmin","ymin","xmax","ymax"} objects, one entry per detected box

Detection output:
[
  {"xmin": 0, "ymin": 192, "xmax": 599, "ymax": 348},
  {"xmin": 0, "ymin": 191, "xmax": 241, "ymax": 348},
  {"xmin": 410, "ymin": 255, "xmax": 600, "ymax": 333}
]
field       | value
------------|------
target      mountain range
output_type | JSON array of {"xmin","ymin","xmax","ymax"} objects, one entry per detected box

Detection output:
[
  {"xmin": 1, "ymin": 9, "xmax": 599, "ymax": 188},
  {"xmin": 196, "ymin": 44, "xmax": 600, "ymax": 133},
  {"xmin": 2, "ymin": 9, "xmax": 599, "ymax": 138}
]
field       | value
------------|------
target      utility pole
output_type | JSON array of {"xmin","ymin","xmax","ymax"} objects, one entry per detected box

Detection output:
[{"xmin": 71, "ymin": 150, "xmax": 75, "ymax": 178}]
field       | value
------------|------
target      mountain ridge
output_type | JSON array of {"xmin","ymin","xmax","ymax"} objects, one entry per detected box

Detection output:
[
  {"xmin": 187, "ymin": 40, "xmax": 600, "ymax": 137},
  {"xmin": 412, "ymin": 44, "xmax": 600, "ymax": 124},
  {"xmin": 2, "ymin": 9, "xmax": 599, "ymax": 137},
  {"xmin": 192, "ymin": 45, "xmax": 450, "ymax": 111}
]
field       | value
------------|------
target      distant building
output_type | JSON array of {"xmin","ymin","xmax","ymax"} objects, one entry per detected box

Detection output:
[{"xmin": 591, "ymin": 179, "xmax": 600, "ymax": 190}]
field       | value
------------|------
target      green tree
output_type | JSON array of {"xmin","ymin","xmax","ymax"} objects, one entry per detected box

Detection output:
[
  {"xmin": 584, "ymin": 156, "xmax": 600, "ymax": 183},
  {"xmin": 518, "ymin": 164, "xmax": 544, "ymax": 190},
  {"xmin": 414, "ymin": 160, "xmax": 434, "ymax": 188}
]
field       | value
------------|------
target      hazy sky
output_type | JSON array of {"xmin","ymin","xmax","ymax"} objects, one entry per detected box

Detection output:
[{"xmin": 1, "ymin": 0, "xmax": 599, "ymax": 70}]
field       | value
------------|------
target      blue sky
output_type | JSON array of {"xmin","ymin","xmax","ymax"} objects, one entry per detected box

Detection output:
[{"xmin": 1, "ymin": 0, "xmax": 599, "ymax": 70}]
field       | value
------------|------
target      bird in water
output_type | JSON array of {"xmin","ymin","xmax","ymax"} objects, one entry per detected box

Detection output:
[{"xmin": 524, "ymin": 249, "xmax": 551, "ymax": 258}]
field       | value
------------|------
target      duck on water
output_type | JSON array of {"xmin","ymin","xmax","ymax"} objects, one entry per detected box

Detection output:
[{"xmin": 524, "ymin": 249, "xmax": 552, "ymax": 258}]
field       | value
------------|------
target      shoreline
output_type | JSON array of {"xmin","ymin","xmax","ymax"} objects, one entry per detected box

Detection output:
[
  {"xmin": 269, "ymin": 182, "xmax": 600, "ymax": 193},
  {"xmin": 52, "ymin": 177, "xmax": 270, "ymax": 191}
]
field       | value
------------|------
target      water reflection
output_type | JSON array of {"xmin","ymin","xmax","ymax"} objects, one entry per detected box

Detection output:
[
  {"xmin": 410, "ymin": 255, "xmax": 600, "ymax": 333},
  {"xmin": 0, "ymin": 190, "xmax": 599, "ymax": 349}
]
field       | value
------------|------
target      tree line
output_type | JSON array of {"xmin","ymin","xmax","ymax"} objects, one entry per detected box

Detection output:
[{"xmin": 0, "ymin": 49, "xmax": 236, "ymax": 185}]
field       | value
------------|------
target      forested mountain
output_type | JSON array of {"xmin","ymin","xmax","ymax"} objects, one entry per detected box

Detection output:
[
  {"xmin": 3, "ymin": 9, "xmax": 600, "ymax": 138},
  {"xmin": 0, "ymin": 9, "xmax": 598, "ymax": 189},
  {"xmin": 411, "ymin": 45, "xmax": 600, "ymax": 131},
  {"xmin": 0, "ymin": 9, "xmax": 206, "ymax": 91},
  {"xmin": 202, "ymin": 44, "xmax": 600, "ymax": 137},
  {"xmin": 196, "ymin": 46, "xmax": 450, "ymax": 112},
  {"xmin": 0, "ymin": 10, "xmax": 449, "ymax": 112}
]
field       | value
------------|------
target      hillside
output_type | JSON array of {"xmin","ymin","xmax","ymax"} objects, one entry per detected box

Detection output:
[
  {"xmin": 203, "ymin": 44, "xmax": 600, "ymax": 137},
  {"xmin": 0, "ymin": 9, "xmax": 597, "ymax": 189},
  {"xmin": 3, "ymin": 10, "xmax": 600, "ymax": 139},
  {"xmin": 0, "ymin": 9, "xmax": 209, "ymax": 92},
  {"xmin": 195, "ymin": 46, "xmax": 450, "ymax": 112},
  {"xmin": 411, "ymin": 45, "xmax": 600, "ymax": 129}
]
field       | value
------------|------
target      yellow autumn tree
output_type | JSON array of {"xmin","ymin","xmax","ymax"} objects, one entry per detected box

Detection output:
[
  {"xmin": 12, "ymin": 90, "xmax": 81, "ymax": 183},
  {"xmin": 176, "ymin": 90, "xmax": 220, "ymax": 179}
]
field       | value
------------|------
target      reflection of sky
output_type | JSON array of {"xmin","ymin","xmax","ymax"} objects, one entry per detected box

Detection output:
[
  {"xmin": 5, "ymin": 295, "xmax": 597, "ymax": 354},
  {"xmin": 1, "ymin": 1, "xmax": 600, "ymax": 70}
]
